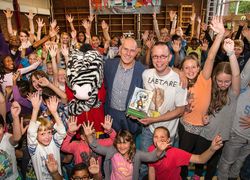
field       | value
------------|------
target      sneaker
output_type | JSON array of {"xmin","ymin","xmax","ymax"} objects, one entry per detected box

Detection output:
[{"xmin": 191, "ymin": 175, "xmax": 200, "ymax": 180}]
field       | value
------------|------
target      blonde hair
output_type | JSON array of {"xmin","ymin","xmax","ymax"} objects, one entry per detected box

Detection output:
[
  {"xmin": 234, "ymin": 39, "xmax": 244, "ymax": 49},
  {"xmin": 37, "ymin": 118, "xmax": 53, "ymax": 132}
]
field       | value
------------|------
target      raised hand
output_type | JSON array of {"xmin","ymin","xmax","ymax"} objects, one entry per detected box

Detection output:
[
  {"xmin": 36, "ymin": 18, "xmax": 45, "ymax": 28},
  {"xmin": 25, "ymin": 10, "xmax": 36, "ymax": 20},
  {"xmin": 13, "ymin": 71, "xmax": 20, "ymax": 85},
  {"xmin": 156, "ymin": 138, "xmax": 170, "ymax": 151},
  {"xmin": 169, "ymin": 10, "xmax": 177, "ymax": 21},
  {"xmin": 46, "ymin": 154, "xmax": 59, "ymax": 174},
  {"xmin": 49, "ymin": 26, "xmax": 59, "ymax": 38},
  {"xmin": 201, "ymin": 39, "xmax": 209, "ymax": 51},
  {"xmin": 88, "ymin": 157, "xmax": 99, "ymax": 175},
  {"xmin": 142, "ymin": 30, "xmax": 149, "ymax": 42},
  {"xmin": 67, "ymin": 116, "xmax": 81, "ymax": 133},
  {"xmin": 61, "ymin": 45, "xmax": 69, "ymax": 57},
  {"xmin": 46, "ymin": 96, "xmax": 59, "ymax": 115},
  {"xmin": 20, "ymin": 117, "xmax": 29, "ymax": 135},
  {"xmin": 82, "ymin": 19, "xmax": 90, "ymax": 30},
  {"xmin": 223, "ymin": 38, "xmax": 234, "ymax": 54},
  {"xmin": 38, "ymin": 77, "xmax": 50, "ymax": 87},
  {"xmin": 82, "ymin": 121, "xmax": 95, "ymax": 137},
  {"xmin": 145, "ymin": 38, "xmax": 155, "ymax": 49},
  {"xmin": 11, "ymin": 101, "xmax": 21, "ymax": 118},
  {"xmin": 209, "ymin": 16, "xmax": 225, "ymax": 35},
  {"xmin": 48, "ymin": 44, "xmax": 58, "ymax": 58},
  {"xmin": 66, "ymin": 14, "xmax": 74, "ymax": 23},
  {"xmin": 101, "ymin": 115, "xmax": 113, "ymax": 131},
  {"xmin": 50, "ymin": 20, "xmax": 57, "ymax": 30},
  {"xmin": 172, "ymin": 40, "xmax": 181, "ymax": 53},
  {"xmin": 27, "ymin": 92, "xmax": 42, "ymax": 110},
  {"xmin": 239, "ymin": 116, "xmax": 250, "ymax": 129},
  {"xmin": 4, "ymin": 8, "xmax": 13, "ymax": 19},
  {"xmin": 210, "ymin": 134, "xmax": 223, "ymax": 151}
]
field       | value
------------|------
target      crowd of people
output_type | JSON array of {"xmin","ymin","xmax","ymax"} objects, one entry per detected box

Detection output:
[{"xmin": 0, "ymin": 7, "xmax": 250, "ymax": 180}]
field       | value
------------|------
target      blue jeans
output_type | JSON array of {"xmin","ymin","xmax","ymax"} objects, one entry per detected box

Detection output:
[{"xmin": 139, "ymin": 127, "xmax": 154, "ymax": 180}]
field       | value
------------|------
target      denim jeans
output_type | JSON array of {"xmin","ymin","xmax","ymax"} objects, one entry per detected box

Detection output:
[
  {"xmin": 218, "ymin": 131, "xmax": 250, "ymax": 179},
  {"xmin": 139, "ymin": 127, "xmax": 154, "ymax": 180}
]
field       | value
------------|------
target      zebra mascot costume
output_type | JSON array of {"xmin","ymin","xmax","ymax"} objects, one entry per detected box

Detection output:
[{"xmin": 67, "ymin": 49, "xmax": 103, "ymax": 115}]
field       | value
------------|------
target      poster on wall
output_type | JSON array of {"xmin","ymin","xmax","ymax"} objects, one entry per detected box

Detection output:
[{"xmin": 89, "ymin": 0, "xmax": 161, "ymax": 14}]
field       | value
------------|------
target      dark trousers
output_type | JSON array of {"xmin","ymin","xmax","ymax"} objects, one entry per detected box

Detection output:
[
  {"xmin": 178, "ymin": 122, "xmax": 201, "ymax": 180},
  {"xmin": 194, "ymin": 136, "xmax": 223, "ymax": 180}
]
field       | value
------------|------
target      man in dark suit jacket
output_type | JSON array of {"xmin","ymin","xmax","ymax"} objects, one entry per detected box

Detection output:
[{"xmin": 104, "ymin": 37, "xmax": 145, "ymax": 134}]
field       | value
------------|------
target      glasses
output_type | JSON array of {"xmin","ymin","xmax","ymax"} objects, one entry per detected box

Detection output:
[{"xmin": 152, "ymin": 55, "xmax": 169, "ymax": 60}]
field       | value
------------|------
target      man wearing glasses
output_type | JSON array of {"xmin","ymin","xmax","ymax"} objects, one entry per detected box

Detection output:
[{"xmin": 139, "ymin": 42, "xmax": 187, "ymax": 179}]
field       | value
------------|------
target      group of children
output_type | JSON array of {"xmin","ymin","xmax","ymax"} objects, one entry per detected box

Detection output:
[{"xmin": 0, "ymin": 7, "xmax": 250, "ymax": 180}]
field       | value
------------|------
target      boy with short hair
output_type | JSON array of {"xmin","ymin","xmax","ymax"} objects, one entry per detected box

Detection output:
[
  {"xmin": 148, "ymin": 126, "xmax": 223, "ymax": 180},
  {"xmin": 27, "ymin": 92, "xmax": 66, "ymax": 180}
]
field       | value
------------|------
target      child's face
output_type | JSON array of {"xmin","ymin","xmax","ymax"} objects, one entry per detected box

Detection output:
[
  {"xmin": 3, "ymin": 56, "xmax": 14, "ymax": 71},
  {"xmin": 28, "ymin": 54, "xmax": 37, "ymax": 65},
  {"xmin": 234, "ymin": 46, "xmax": 243, "ymax": 57},
  {"xmin": 37, "ymin": 129, "xmax": 53, "ymax": 146},
  {"xmin": 71, "ymin": 169, "xmax": 89, "ymax": 180},
  {"xmin": 116, "ymin": 138, "xmax": 131, "ymax": 157},
  {"xmin": 31, "ymin": 75, "xmax": 43, "ymax": 91},
  {"xmin": 58, "ymin": 69, "xmax": 66, "ymax": 84},
  {"xmin": 46, "ymin": 63, "xmax": 53, "ymax": 75},
  {"xmin": 91, "ymin": 36, "xmax": 100, "ymax": 48},
  {"xmin": 153, "ymin": 128, "xmax": 169, "ymax": 147}
]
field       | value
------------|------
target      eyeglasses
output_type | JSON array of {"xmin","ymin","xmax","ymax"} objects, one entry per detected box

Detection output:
[{"xmin": 152, "ymin": 55, "xmax": 169, "ymax": 60}]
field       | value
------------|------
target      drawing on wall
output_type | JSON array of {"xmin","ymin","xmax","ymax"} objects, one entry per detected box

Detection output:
[{"xmin": 89, "ymin": 0, "xmax": 161, "ymax": 14}]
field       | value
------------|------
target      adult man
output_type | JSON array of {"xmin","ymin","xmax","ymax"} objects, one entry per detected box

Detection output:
[
  {"xmin": 139, "ymin": 42, "xmax": 187, "ymax": 179},
  {"xmin": 104, "ymin": 37, "xmax": 145, "ymax": 134}
]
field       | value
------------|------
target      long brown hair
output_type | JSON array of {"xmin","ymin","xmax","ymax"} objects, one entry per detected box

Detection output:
[
  {"xmin": 208, "ymin": 62, "xmax": 232, "ymax": 116},
  {"xmin": 113, "ymin": 130, "xmax": 136, "ymax": 162}
]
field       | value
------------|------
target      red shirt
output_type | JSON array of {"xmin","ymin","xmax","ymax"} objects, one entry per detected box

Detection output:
[{"xmin": 148, "ymin": 145, "xmax": 192, "ymax": 180}]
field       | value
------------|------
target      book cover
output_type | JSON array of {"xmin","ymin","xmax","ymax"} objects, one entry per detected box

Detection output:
[{"xmin": 127, "ymin": 87, "xmax": 153, "ymax": 119}]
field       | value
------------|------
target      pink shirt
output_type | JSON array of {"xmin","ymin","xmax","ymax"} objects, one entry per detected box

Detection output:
[{"xmin": 111, "ymin": 153, "xmax": 133, "ymax": 180}]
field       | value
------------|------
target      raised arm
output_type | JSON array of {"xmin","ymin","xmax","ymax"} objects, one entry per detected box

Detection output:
[
  {"xmin": 153, "ymin": 12, "xmax": 161, "ymax": 40},
  {"xmin": 190, "ymin": 135, "xmax": 223, "ymax": 164},
  {"xmin": 46, "ymin": 96, "xmax": 66, "ymax": 144},
  {"xmin": 196, "ymin": 16, "xmax": 201, "ymax": 38},
  {"xmin": 66, "ymin": 14, "xmax": 76, "ymax": 32},
  {"xmin": 102, "ymin": 20, "xmax": 111, "ymax": 42},
  {"xmin": 0, "ymin": 92, "xmax": 6, "ymax": 123},
  {"xmin": 202, "ymin": 16, "xmax": 225, "ymax": 80},
  {"xmin": 4, "ymin": 8, "xmax": 14, "ymax": 35},
  {"xmin": 9, "ymin": 101, "xmax": 22, "ymax": 146},
  {"xmin": 223, "ymin": 38, "xmax": 240, "ymax": 95},
  {"xmin": 82, "ymin": 19, "xmax": 91, "ymax": 44},
  {"xmin": 36, "ymin": 18, "xmax": 45, "ymax": 41},
  {"xmin": 25, "ymin": 10, "xmax": 36, "ymax": 43},
  {"xmin": 48, "ymin": 44, "xmax": 59, "ymax": 85}
]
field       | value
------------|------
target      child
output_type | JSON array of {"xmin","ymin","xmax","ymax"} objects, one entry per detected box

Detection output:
[
  {"xmin": 83, "ymin": 122, "xmax": 169, "ymax": 180},
  {"xmin": 0, "ymin": 101, "xmax": 22, "ymax": 180},
  {"xmin": 148, "ymin": 126, "xmax": 223, "ymax": 180},
  {"xmin": 27, "ymin": 92, "xmax": 66, "ymax": 180},
  {"xmin": 46, "ymin": 154, "xmax": 100, "ymax": 180},
  {"xmin": 61, "ymin": 115, "xmax": 116, "ymax": 165}
]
